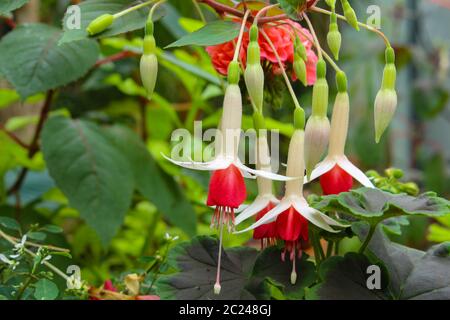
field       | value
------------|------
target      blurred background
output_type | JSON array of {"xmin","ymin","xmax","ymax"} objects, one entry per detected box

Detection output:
[{"xmin": 0, "ymin": 0, "xmax": 449, "ymax": 285}]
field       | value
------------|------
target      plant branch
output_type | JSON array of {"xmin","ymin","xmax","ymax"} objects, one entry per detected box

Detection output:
[
  {"xmin": 311, "ymin": 6, "xmax": 391, "ymax": 47},
  {"xmin": 359, "ymin": 224, "xmax": 376, "ymax": 254},
  {"xmin": 0, "ymin": 228, "xmax": 69, "ymax": 281},
  {"xmin": 0, "ymin": 124, "xmax": 29, "ymax": 149},
  {"xmin": 94, "ymin": 51, "xmax": 138, "ymax": 67},
  {"xmin": 303, "ymin": 13, "xmax": 323, "ymax": 59},
  {"xmin": 7, "ymin": 90, "xmax": 54, "ymax": 196}
]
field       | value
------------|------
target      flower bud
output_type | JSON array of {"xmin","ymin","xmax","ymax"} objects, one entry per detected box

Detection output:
[
  {"xmin": 245, "ymin": 64, "xmax": 264, "ymax": 111},
  {"xmin": 293, "ymin": 54, "xmax": 307, "ymax": 86},
  {"xmin": 374, "ymin": 89, "xmax": 397, "ymax": 143},
  {"xmin": 327, "ymin": 13, "xmax": 341, "ymax": 60},
  {"xmin": 304, "ymin": 115, "xmax": 330, "ymax": 178},
  {"xmin": 294, "ymin": 36, "xmax": 307, "ymax": 61},
  {"xmin": 285, "ymin": 129, "xmax": 305, "ymax": 196},
  {"xmin": 86, "ymin": 14, "xmax": 114, "ymax": 36},
  {"xmin": 312, "ymin": 60, "xmax": 329, "ymax": 117},
  {"xmin": 328, "ymin": 90, "xmax": 349, "ymax": 157},
  {"xmin": 140, "ymin": 53, "xmax": 158, "ymax": 99},
  {"xmin": 374, "ymin": 47, "xmax": 397, "ymax": 143},
  {"xmin": 341, "ymin": 0, "xmax": 359, "ymax": 31},
  {"xmin": 221, "ymin": 84, "xmax": 242, "ymax": 159}
]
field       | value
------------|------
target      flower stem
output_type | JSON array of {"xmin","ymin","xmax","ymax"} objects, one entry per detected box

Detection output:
[
  {"xmin": 302, "ymin": 13, "xmax": 323, "ymax": 60},
  {"xmin": 214, "ymin": 209, "xmax": 225, "ymax": 295},
  {"xmin": 358, "ymin": 224, "xmax": 376, "ymax": 254},
  {"xmin": 310, "ymin": 6, "xmax": 391, "ymax": 47},
  {"xmin": 260, "ymin": 29, "xmax": 303, "ymax": 112},
  {"xmin": 192, "ymin": 0, "xmax": 206, "ymax": 23},
  {"xmin": 0, "ymin": 228, "xmax": 69, "ymax": 281},
  {"xmin": 254, "ymin": 3, "xmax": 280, "ymax": 25},
  {"xmin": 149, "ymin": 0, "xmax": 166, "ymax": 21},
  {"xmin": 233, "ymin": 10, "xmax": 251, "ymax": 62},
  {"xmin": 114, "ymin": 0, "xmax": 156, "ymax": 19}
]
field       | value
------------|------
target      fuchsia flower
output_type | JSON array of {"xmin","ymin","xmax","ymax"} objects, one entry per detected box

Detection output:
[
  {"xmin": 206, "ymin": 21, "xmax": 318, "ymax": 85},
  {"xmin": 237, "ymin": 129, "xmax": 347, "ymax": 284},
  {"xmin": 305, "ymin": 73, "xmax": 374, "ymax": 191}
]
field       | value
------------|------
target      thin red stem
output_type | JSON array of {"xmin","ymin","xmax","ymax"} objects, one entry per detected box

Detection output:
[{"xmin": 94, "ymin": 51, "xmax": 138, "ymax": 67}]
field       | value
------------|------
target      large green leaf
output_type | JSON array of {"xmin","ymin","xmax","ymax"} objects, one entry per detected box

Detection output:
[
  {"xmin": 355, "ymin": 226, "xmax": 450, "ymax": 300},
  {"xmin": 0, "ymin": 24, "xmax": 99, "ymax": 99},
  {"xmin": 41, "ymin": 117, "xmax": 134, "ymax": 245},
  {"xmin": 60, "ymin": 0, "xmax": 162, "ymax": 44},
  {"xmin": 277, "ymin": 0, "xmax": 307, "ymax": 20},
  {"xmin": 305, "ymin": 253, "xmax": 390, "ymax": 300},
  {"xmin": 156, "ymin": 236, "xmax": 268, "ymax": 300},
  {"xmin": 105, "ymin": 125, "xmax": 196, "ymax": 236},
  {"xmin": 252, "ymin": 247, "xmax": 315, "ymax": 299},
  {"xmin": 165, "ymin": 21, "xmax": 241, "ymax": 48},
  {"xmin": 0, "ymin": 0, "xmax": 29, "ymax": 15},
  {"xmin": 314, "ymin": 188, "xmax": 450, "ymax": 223}
]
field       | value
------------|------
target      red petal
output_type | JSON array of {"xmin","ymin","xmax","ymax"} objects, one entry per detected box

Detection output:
[
  {"xmin": 253, "ymin": 202, "xmax": 277, "ymax": 240},
  {"xmin": 276, "ymin": 207, "xmax": 309, "ymax": 242},
  {"xmin": 206, "ymin": 164, "xmax": 246, "ymax": 208},
  {"xmin": 103, "ymin": 280, "xmax": 117, "ymax": 292},
  {"xmin": 319, "ymin": 164, "xmax": 354, "ymax": 195}
]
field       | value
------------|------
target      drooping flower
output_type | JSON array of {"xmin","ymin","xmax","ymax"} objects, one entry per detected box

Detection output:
[
  {"xmin": 306, "ymin": 72, "xmax": 375, "ymax": 191},
  {"xmin": 237, "ymin": 112, "xmax": 347, "ymax": 284},
  {"xmin": 164, "ymin": 61, "xmax": 294, "ymax": 294},
  {"xmin": 206, "ymin": 21, "xmax": 317, "ymax": 85},
  {"xmin": 234, "ymin": 132, "xmax": 280, "ymax": 248}
]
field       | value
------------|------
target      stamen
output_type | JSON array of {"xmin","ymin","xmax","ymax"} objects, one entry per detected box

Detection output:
[
  {"xmin": 290, "ymin": 242, "xmax": 298, "ymax": 285},
  {"xmin": 214, "ymin": 208, "xmax": 225, "ymax": 295}
]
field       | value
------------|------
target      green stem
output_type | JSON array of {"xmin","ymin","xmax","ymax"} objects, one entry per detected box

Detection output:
[
  {"xmin": 303, "ymin": 13, "xmax": 323, "ymax": 60},
  {"xmin": 114, "ymin": 0, "xmax": 156, "ymax": 19},
  {"xmin": 149, "ymin": 0, "xmax": 166, "ymax": 21},
  {"xmin": 311, "ymin": 6, "xmax": 391, "ymax": 47},
  {"xmin": 326, "ymin": 241, "xmax": 333, "ymax": 258},
  {"xmin": 232, "ymin": 10, "xmax": 251, "ymax": 62},
  {"xmin": 359, "ymin": 224, "xmax": 376, "ymax": 254},
  {"xmin": 311, "ymin": 232, "xmax": 325, "ymax": 265},
  {"xmin": 192, "ymin": 0, "xmax": 206, "ymax": 23},
  {"xmin": 260, "ymin": 29, "xmax": 303, "ymax": 111},
  {"xmin": 0, "ymin": 228, "xmax": 69, "ymax": 281}
]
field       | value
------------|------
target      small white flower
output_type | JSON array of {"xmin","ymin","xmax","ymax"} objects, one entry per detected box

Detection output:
[
  {"xmin": 14, "ymin": 235, "xmax": 27, "ymax": 252},
  {"xmin": 0, "ymin": 253, "xmax": 13, "ymax": 265}
]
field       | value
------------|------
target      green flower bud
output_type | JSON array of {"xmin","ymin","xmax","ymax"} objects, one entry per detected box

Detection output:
[
  {"xmin": 247, "ymin": 41, "xmax": 261, "ymax": 66},
  {"xmin": 327, "ymin": 14, "xmax": 341, "ymax": 60},
  {"xmin": 293, "ymin": 55, "xmax": 307, "ymax": 86},
  {"xmin": 312, "ymin": 61, "xmax": 329, "ymax": 117},
  {"xmin": 249, "ymin": 24, "xmax": 259, "ymax": 42},
  {"xmin": 294, "ymin": 36, "xmax": 307, "ymax": 61},
  {"xmin": 86, "ymin": 14, "xmax": 114, "ymax": 36},
  {"xmin": 403, "ymin": 182, "xmax": 419, "ymax": 196},
  {"xmin": 374, "ymin": 88, "xmax": 397, "ymax": 143},
  {"xmin": 294, "ymin": 108, "xmax": 305, "ymax": 130},
  {"xmin": 385, "ymin": 168, "xmax": 403, "ymax": 179},
  {"xmin": 336, "ymin": 71, "xmax": 347, "ymax": 92},
  {"xmin": 227, "ymin": 61, "xmax": 240, "ymax": 85},
  {"xmin": 143, "ymin": 35, "xmax": 156, "ymax": 55},
  {"xmin": 341, "ymin": 0, "xmax": 360, "ymax": 31},
  {"xmin": 140, "ymin": 53, "xmax": 158, "ymax": 99},
  {"xmin": 304, "ymin": 115, "xmax": 330, "ymax": 177}
]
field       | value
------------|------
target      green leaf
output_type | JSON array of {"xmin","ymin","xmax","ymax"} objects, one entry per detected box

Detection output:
[
  {"xmin": 165, "ymin": 21, "xmax": 241, "ymax": 48},
  {"xmin": 0, "ymin": 217, "xmax": 21, "ymax": 231},
  {"xmin": 0, "ymin": 0, "xmax": 29, "ymax": 15},
  {"xmin": 34, "ymin": 279, "xmax": 59, "ymax": 300},
  {"xmin": 40, "ymin": 225, "xmax": 64, "ymax": 234},
  {"xmin": 252, "ymin": 247, "xmax": 315, "ymax": 299},
  {"xmin": 0, "ymin": 24, "xmax": 99, "ymax": 99},
  {"xmin": 277, "ymin": 0, "xmax": 307, "ymax": 20},
  {"xmin": 41, "ymin": 117, "xmax": 134, "ymax": 245},
  {"xmin": 355, "ymin": 226, "xmax": 450, "ymax": 300},
  {"xmin": 156, "ymin": 236, "xmax": 269, "ymax": 300},
  {"xmin": 60, "ymin": 0, "xmax": 163, "ymax": 44},
  {"xmin": 314, "ymin": 188, "xmax": 450, "ymax": 223},
  {"xmin": 305, "ymin": 252, "xmax": 390, "ymax": 300},
  {"xmin": 27, "ymin": 232, "xmax": 47, "ymax": 241},
  {"xmin": 105, "ymin": 125, "xmax": 197, "ymax": 236}
]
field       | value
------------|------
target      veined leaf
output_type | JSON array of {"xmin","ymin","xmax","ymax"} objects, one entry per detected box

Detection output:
[{"xmin": 0, "ymin": 0, "xmax": 29, "ymax": 15}]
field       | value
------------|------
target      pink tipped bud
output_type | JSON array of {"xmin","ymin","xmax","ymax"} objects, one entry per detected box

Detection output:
[
  {"xmin": 374, "ymin": 89, "xmax": 397, "ymax": 143},
  {"xmin": 304, "ymin": 116, "xmax": 330, "ymax": 178}
]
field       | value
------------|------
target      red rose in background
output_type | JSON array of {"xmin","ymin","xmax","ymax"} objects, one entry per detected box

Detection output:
[{"xmin": 206, "ymin": 21, "xmax": 318, "ymax": 85}]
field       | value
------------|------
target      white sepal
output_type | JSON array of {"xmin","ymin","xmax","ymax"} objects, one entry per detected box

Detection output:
[{"xmin": 337, "ymin": 156, "xmax": 375, "ymax": 188}]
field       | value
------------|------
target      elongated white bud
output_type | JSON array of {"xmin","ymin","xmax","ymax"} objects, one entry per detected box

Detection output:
[
  {"xmin": 221, "ymin": 84, "xmax": 242, "ymax": 159},
  {"xmin": 374, "ymin": 47, "xmax": 397, "ymax": 143},
  {"xmin": 285, "ymin": 129, "xmax": 305, "ymax": 197},
  {"xmin": 328, "ymin": 92, "xmax": 349, "ymax": 157},
  {"xmin": 304, "ymin": 116, "xmax": 330, "ymax": 178},
  {"xmin": 245, "ymin": 64, "xmax": 264, "ymax": 111}
]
